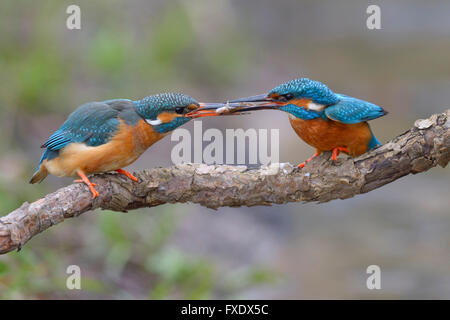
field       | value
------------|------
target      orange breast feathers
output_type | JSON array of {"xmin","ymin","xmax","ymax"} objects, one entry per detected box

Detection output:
[
  {"xmin": 288, "ymin": 116, "xmax": 373, "ymax": 156},
  {"xmin": 157, "ymin": 111, "xmax": 179, "ymax": 123},
  {"xmin": 43, "ymin": 119, "xmax": 164, "ymax": 177}
]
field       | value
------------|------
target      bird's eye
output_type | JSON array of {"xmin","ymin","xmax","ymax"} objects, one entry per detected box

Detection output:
[
  {"xmin": 273, "ymin": 93, "xmax": 294, "ymax": 102},
  {"xmin": 175, "ymin": 107, "xmax": 185, "ymax": 114}
]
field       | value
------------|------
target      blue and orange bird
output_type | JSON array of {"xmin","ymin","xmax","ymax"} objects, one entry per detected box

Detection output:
[
  {"xmin": 219, "ymin": 78, "xmax": 387, "ymax": 167},
  {"xmin": 30, "ymin": 93, "xmax": 223, "ymax": 198}
]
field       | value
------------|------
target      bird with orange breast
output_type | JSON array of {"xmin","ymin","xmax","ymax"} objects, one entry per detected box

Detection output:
[
  {"xmin": 30, "ymin": 93, "xmax": 223, "ymax": 198},
  {"xmin": 215, "ymin": 78, "xmax": 387, "ymax": 167}
]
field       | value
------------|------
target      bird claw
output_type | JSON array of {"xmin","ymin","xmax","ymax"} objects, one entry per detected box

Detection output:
[
  {"xmin": 74, "ymin": 179, "xmax": 97, "ymax": 187},
  {"xmin": 331, "ymin": 147, "xmax": 349, "ymax": 161},
  {"xmin": 74, "ymin": 179, "xmax": 99, "ymax": 198},
  {"xmin": 115, "ymin": 169, "xmax": 138, "ymax": 182},
  {"xmin": 89, "ymin": 187, "xmax": 100, "ymax": 199},
  {"xmin": 75, "ymin": 170, "xmax": 100, "ymax": 199},
  {"xmin": 297, "ymin": 151, "xmax": 320, "ymax": 169}
]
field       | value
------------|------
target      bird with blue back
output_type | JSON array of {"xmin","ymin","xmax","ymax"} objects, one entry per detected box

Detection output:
[
  {"xmin": 214, "ymin": 78, "xmax": 387, "ymax": 167},
  {"xmin": 30, "ymin": 93, "xmax": 224, "ymax": 198}
]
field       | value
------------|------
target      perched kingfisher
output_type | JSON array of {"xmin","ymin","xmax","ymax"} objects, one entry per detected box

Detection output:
[
  {"xmin": 30, "ymin": 93, "xmax": 222, "ymax": 198},
  {"xmin": 217, "ymin": 78, "xmax": 387, "ymax": 167}
]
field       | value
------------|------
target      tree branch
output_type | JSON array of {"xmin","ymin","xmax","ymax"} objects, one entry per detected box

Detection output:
[{"xmin": 1, "ymin": 110, "xmax": 449, "ymax": 254}]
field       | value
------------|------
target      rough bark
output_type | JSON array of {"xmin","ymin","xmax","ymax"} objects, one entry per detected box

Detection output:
[{"xmin": 0, "ymin": 110, "xmax": 449, "ymax": 254}]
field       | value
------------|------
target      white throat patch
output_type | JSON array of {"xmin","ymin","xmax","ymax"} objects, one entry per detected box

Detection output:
[
  {"xmin": 145, "ymin": 118, "xmax": 162, "ymax": 126},
  {"xmin": 307, "ymin": 101, "xmax": 325, "ymax": 111}
]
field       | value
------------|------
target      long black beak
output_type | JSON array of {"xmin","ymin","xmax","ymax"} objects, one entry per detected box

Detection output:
[
  {"xmin": 185, "ymin": 94, "xmax": 282, "ymax": 118},
  {"xmin": 228, "ymin": 94, "xmax": 269, "ymax": 103},
  {"xmin": 224, "ymin": 94, "xmax": 282, "ymax": 113}
]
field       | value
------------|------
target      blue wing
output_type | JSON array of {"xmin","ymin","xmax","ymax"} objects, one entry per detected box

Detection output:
[
  {"xmin": 41, "ymin": 101, "xmax": 123, "ymax": 151},
  {"xmin": 324, "ymin": 94, "xmax": 387, "ymax": 124}
]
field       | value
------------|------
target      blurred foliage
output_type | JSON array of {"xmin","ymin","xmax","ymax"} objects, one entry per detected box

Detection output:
[
  {"xmin": 147, "ymin": 248, "xmax": 215, "ymax": 299},
  {"xmin": 0, "ymin": 207, "xmax": 278, "ymax": 299},
  {"xmin": 0, "ymin": 0, "xmax": 449, "ymax": 299}
]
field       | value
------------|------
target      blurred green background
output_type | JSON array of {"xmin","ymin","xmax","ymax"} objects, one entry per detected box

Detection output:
[{"xmin": 0, "ymin": 0, "xmax": 449, "ymax": 299}]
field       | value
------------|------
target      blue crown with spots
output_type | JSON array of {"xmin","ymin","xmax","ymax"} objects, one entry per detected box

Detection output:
[
  {"xmin": 269, "ymin": 78, "xmax": 339, "ymax": 105},
  {"xmin": 134, "ymin": 93, "xmax": 199, "ymax": 120}
]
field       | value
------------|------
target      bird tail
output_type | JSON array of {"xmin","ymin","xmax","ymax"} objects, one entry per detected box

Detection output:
[
  {"xmin": 29, "ymin": 164, "xmax": 48, "ymax": 184},
  {"xmin": 368, "ymin": 133, "xmax": 382, "ymax": 150},
  {"xmin": 29, "ymin": 149, "xmax": 52, "ymax": 184}
]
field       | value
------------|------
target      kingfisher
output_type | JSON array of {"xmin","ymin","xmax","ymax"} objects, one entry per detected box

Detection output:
[
  {"xmin": 217, "ymin": 78, "xmax": 387, "ymax": 168},
  {"xmin": 30, "ymin": 93, "xmax": 223, "ymax": 198}
]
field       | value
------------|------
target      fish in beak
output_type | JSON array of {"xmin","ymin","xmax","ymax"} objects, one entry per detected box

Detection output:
[
  {"xmin": 218, "ymin": 94, "xmax": 284, "ymax": 114},
  {"xmin": 185, "ymin": 94, "xmax": 283, "ymax": 118},
  {"xmin": 184, "ymin": 102, "xmax": 254, "ymax": 118}
]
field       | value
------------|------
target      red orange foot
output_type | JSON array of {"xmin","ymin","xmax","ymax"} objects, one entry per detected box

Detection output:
[
  {"xmin": 298, "ymin": 151, "xmax": 321, "ymax": 169},
  {"xmin": 76, "ymin": 170, "xmax": 100, "ymax": 199},
  {"xmin": 74, "ymin": 179, "xmax": 97, "ymax": 186},
  {"xmin": 115, "ymin": 169, "xmax": 138, "ymax": 182},
  {"xmin": 331, "ymin": 147, "xmax": 350, "ymax": 161}
]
